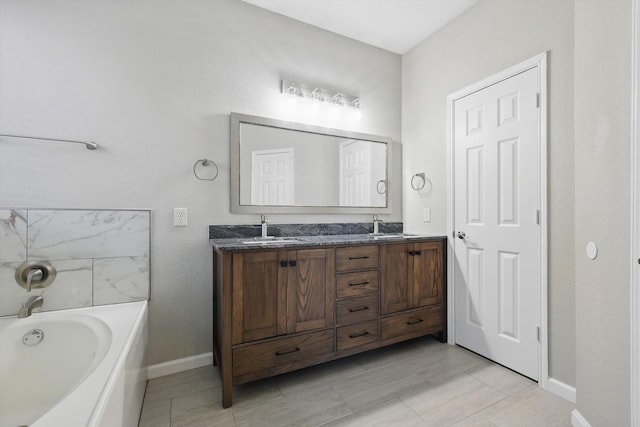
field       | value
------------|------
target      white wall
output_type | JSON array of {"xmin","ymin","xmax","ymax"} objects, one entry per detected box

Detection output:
[
  {"xmin": 402, "ymin": 0, "xmax": 575, "ymax": 386},
  {"xmin": 0, "ymin": 0, "xmax": 401, "ymax": 365},
  {"xmin": 574, "ymin": 1, "xmax": 632, "ymax": 425}
]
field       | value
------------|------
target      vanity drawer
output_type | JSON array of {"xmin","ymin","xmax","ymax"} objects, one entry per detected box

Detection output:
[
  {"xmin": 335, "ymin": 245, "xmax": 378, "ymax": 272},
  {"xmin": 381, "ymin": 306, "xmax": 443, "ymax": 345},
  {"xmin": 337, "ymin": 320, "xmax": 379, "ymax": 351},
  {"xmin": 336, "ymin": 270, "xmax": 379, "ymax": 298},
  {"xmin": 336, "ymin": 294, "xmax": 379, "ymax": 325},
  {"xmin": 232, "ymin": 329, "xmax": 334, "ymax": 377}
]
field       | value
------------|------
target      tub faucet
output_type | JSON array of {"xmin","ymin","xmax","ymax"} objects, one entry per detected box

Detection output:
[
  {"xmin": 373, "ymin": 215, "xmax": 383, "ymax": 235},
  {"xmin": 18, "ymin": 295, "xmax": 43, "ymax": 319},
  {"xmin": 260, "ymin": 215, "xmax": 270, "ymax": 239}
]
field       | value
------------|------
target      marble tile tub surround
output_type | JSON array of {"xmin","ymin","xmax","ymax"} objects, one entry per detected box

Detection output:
[
  {"xmin": 0, "ymin": 208, "xmax": 150, "ymax": 317},
  {"xmin": 209, "ymin": 222, "xmax": 404, "ymax": 239}
]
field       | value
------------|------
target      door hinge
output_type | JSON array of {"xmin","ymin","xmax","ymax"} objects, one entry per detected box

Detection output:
[
  {"xmin": 536, "ymin": 209, "xmax": 540, "ymax": 225},
  {"xmin": 536, "ymin": 326, "xmax": 541, "ymax": 342},
  {"xmin": 536, "ymin": 93, "xmax": 540, "ymax": 108}
]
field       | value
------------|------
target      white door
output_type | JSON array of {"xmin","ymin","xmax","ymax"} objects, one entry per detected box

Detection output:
[
  {"xmin": 251, "ymin": 148, "xmax": 294, "ymax": 205},
  {"xmin": 453, "ymin": 67, "xmax": 540, "ymax": 380},
  {"xmin": 339, "ymin": 140, "xmax": 371, "ymax": 206}
]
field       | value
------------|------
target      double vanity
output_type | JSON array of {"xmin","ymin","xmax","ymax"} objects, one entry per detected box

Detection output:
[
  {"xmin": 212, "ymin": 113, "xmax": 445, "ymax": 408},
  {"xmin": 210, "ymin": 228, "xmax": 447, "ymax": 408}
]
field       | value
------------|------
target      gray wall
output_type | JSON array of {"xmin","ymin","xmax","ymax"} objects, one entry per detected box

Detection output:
[
  {"xmin": 574, "ymin": 1, "xmax": 631, "ymax": 425},
  {"xmin": 402, "ymin": 0, "xmax": 576, "ymax": 386},
  {"xmin": 0, "ymin": 0, "xmax": 401, "ymax": 365}
]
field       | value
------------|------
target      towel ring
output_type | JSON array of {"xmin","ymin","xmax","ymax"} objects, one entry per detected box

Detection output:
[
  {"xmin": 193, "ymin": 159, "xmax": 219, "ymax": 181},
  {"xmin": 376, "ymin": 179, "xmax": 387, "ymax": 194},
  {"xmin": 411, "ymin": 173, "xmax": 426, "ymax": 191}
]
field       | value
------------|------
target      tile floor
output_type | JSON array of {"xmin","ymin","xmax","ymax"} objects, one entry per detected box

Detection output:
[{"xmin": 139, "ymin": 336, "xmax": 574, "ymax": 427}]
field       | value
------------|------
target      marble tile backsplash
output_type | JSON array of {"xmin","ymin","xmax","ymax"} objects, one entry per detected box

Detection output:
[{"xmin": 0, "ymin": 209, "xmax": 151, "ymax": 317}]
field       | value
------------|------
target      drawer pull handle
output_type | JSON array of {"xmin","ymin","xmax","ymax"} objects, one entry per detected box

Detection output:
[
  {"xmin": 348, "ymin": 331, "xmax": 370, "ymax": 339},
  {"xmin": 409, "ymin": 250, "xmax": 423, "ymax": 256},
  {"xmin": 406, "ymin": 318, "xmax": 424, "ymax": 325},
  {"xmin": 289, "ymin": 260, "xmax": 297, "ymax": 267},
  {"xmin": 348, "ymin": 306, "xmax": 369, "ymax": 313},
  {"xmin": 348, "ymin": 281, "xmax": 370, "ymax": 287},
  {"xmin": 348, "ymin": 256, "xmax": 370, "ymax": 260},
  {"xmin": 275, "ymin": 347, "xmax": 300, "ymax": 356},
  {"xmin": 280, "ymin": 261, "xmax": 288, "ymax": 268}
]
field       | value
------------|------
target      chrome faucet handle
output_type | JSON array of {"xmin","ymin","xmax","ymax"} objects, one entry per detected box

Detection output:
[{"xmin": 26, "ymin": 268, "xmax": 43, "ymax": 292}]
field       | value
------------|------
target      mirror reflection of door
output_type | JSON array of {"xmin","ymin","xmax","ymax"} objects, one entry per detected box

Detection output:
[
  {"xmin": 339, "ymin": 140, "xmax": 371, "ymax": 206},
  {"xmin": 251, "ymin": 148, "xmax": 294, "ymax": 205}
]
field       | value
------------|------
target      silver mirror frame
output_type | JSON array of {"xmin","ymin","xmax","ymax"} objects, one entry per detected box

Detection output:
[{"xmin": 230, "ymin": 112, "xmax": 392, "ymax": 214}]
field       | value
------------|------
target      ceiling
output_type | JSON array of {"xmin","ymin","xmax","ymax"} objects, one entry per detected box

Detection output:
[{"xmin": 240, "ymin": 0, "xmax": 478, "ymax": 54}]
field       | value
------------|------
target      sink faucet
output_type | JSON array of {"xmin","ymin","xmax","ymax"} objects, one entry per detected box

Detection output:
[
  {"xmin": 260, "ymin": 215, "xmax": 270, "ymax": 239},
  {"xmin": 373, "ymin": 215, "xmax": 383, "ymax": 235},
  {"xmin": 18, "ymin": 295, "xmax": 43, "ymax": 318}
]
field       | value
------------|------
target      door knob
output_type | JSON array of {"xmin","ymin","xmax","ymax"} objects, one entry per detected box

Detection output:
[{"xmin": 456, "ymin": 231, "xmax": 467, "ymax": 240}]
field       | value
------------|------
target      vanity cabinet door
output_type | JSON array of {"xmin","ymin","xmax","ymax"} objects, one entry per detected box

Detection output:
[
  {"xmin": 380, "ymin": 243, "xmax": 410, "ymax": 315},
  {"xmin": 286, "ymin": 248, "xmax": 335, "ymax": 334},
  {"xmin": 410, "ymin": 241, "xmax": 444, "ymax": 309},
  {"xmin": 232, "ymin": 251, "xmax": 287, "ymax": 345},
  {"xmin": 381, "ymin": 240, "xmax": 444, "ymax": 314}
]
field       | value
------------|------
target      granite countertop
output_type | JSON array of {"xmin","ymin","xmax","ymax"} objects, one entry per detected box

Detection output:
[{"xmin": 210, "ymin": 232, "xmax": 447, "ymax": 251}]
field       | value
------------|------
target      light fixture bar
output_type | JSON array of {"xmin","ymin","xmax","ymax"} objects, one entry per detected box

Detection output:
[{"xmin": 281, "ymin": 80, "xmax": 360, "ymax": 109}]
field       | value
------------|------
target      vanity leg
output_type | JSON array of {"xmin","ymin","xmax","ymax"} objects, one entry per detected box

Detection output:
[{"xmin": 222, "ymin": 375, "xmax": 232, "ymax": 408}]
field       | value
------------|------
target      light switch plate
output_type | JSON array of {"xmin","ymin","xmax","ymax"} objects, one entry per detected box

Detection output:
[{"xmin": 423, "ymin": 208, "xmax": 431, "ymax": 223}]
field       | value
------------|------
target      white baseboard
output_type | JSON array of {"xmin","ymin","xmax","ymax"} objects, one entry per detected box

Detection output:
[
  {"xmin": 571, "ymin": 409, "xmax": 592, "ymax": 427},
  {"xmin": 147, "ymin": 352, "xmax": 213, "ymax": 380},
  {"xmin": 547, "ymin": 377, "xmax": 576, "ymax": 403}
]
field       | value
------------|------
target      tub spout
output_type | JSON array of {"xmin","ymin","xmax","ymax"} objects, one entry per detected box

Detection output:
[{"xmin": 18, "ymin": 295, "xmax": 43, "ymax": 318}]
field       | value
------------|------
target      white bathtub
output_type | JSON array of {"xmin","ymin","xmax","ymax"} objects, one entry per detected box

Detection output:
[{"xmin": 0, "ymin": 301, "xmax": 148, "ymax": 427}]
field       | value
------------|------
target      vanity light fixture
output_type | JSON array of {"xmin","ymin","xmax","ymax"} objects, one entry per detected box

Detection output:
[{"xmin": 281, "ymin": 79, "xmax": 361, "ymax": 110}]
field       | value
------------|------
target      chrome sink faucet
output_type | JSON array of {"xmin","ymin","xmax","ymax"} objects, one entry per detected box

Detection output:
[
  {"xmin": 260, "ymin": 215, "xmax": 270, "ymax": 239},
  {"xmin": 18, "ymin": 295, "xmax": 43, "ymax": 319},
  {"xmin": 373, "ymin": 214, "xmax": 383, "ymax": 235}
]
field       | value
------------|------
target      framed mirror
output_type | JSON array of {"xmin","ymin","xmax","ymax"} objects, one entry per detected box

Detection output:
[{"xmin": 231, "ymin": 113, "xmax": 392, "ymax": 214}]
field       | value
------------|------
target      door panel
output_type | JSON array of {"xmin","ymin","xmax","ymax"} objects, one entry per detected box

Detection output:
[
  {"xmin": 453, "ymin": 67, "xmax": 540, "ymax": 380},
  {"xmin": 287, "ymin": 249, "xmax": 334, "ymax": 333},
  {"xmin": 232, "ymin": 251, "xmax": 286, "ymax": 344},
  {"xmin": 411, "ymin": 241, "xmax": 443, "ymax": 308},
  {"xmin": 380, "ymin": 243, "xmax": 409, "ymax": 314},
  {"xmin": 251, "ymin": 149, "xmax": 294, "ymax": 205}
]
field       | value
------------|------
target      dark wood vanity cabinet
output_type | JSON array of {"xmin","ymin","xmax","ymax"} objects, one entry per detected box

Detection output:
[
  {"xmin": 381, "ymin": 241, "xmax": 444, "ymax": 315},
  {"xmin": 380, "ymin": 240, "xmax": 446, "ymax": 345},
  {"xmin": 213, "ymin": 237, "xmax": 446, "ymax": 408},
  {"xmin": 231, "ymin": 248, "xmax": 334, "ymax": 345}
]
